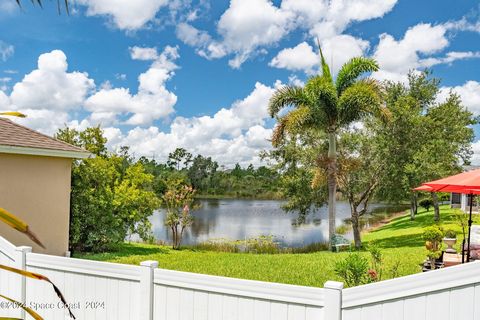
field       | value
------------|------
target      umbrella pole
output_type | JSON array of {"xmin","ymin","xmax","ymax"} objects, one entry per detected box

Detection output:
[{"xmin": 467, "ymin": 193, "xmax": 473, "ymax": 263}]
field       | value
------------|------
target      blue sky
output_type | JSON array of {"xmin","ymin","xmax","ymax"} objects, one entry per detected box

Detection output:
[{"xmin": 1, "ymin": 0, "xmax": 480, "ymax": 166}]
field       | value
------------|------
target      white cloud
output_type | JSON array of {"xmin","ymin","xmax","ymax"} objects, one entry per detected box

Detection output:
[
  {"xmin": 0, "ymin": 90, "xmax": 8, "ymax": 109},
  {"xmin": 321, "ymin": 35, "xmax": 370, "ymax": 74},
  {"xmin": 471, "ymin": 140, "xmax": 480, "ymax": 166},
  {"xmin": 445, "ymin": 17, "xmax": 480, "ymax": 33},
  {"xmin": 217, "ymin": 0, "xmax": 292, "ymax": 68},
  {"xmin": 3, "ymin": 48, "xmax": 278, "ymax": 166},
  {"xmin": 176, "ymin": 22, "xmax": 213, "ymax": 49},
  {"xmin": 420, "ymin": 51, "xmax": 480, "ymax": 68},
  {"xmin": 269, "ymin": 42, "xmax": 318, "ymax": 74},
  {"xmin": 269, "ymin": 35, "xmax": 369, "ymax": 75},
  {"xmin": 76, "ymin": 0, "xmax": 169, "ymax": 31},
  {"xmin": 370, "ymin": 23, "xmax": 480, "ymax": 82},
  {"xmin": 104, "ymin": 82, "xmax": 277, "ymax": 167},
  {"xmin": 178, "ymin": 0, "xmax": 397, "ymax": 68},
  {"xmin": 0, "ymin": 41, "xmax": 14, "ymax": 62},
  {"xmin": 0, "ymin": 0, "xmax": 17, "ymax": 15},
  {"xmin": 85, "ymin": 45, "xmax": 179, "ymax": 126},
  {"xmin": 289, "ymin": 0, "xmax": 398, "ymax": 39},
  {"xmin": 438, "ymin": 81, "xmax": 480, "ymax": 116},
  {"xmin": 10, "ymin": 50, "xmax": 95, "ymax": 111},
  {"xmin": 129, "ymin": 46, "xmax": 158, "ymax": 61},
  {"xmin": 13, "ymin": 109, "xmax": 71, "ymax": 136}
]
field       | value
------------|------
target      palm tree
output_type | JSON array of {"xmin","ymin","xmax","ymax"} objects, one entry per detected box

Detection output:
[
  {"xmin": 15, "ymin": 0, "xmax": 69, "ymax": 14},
  {"xmin": 268, "ymin": 48, "xmax": 389, "ymax": 246}
]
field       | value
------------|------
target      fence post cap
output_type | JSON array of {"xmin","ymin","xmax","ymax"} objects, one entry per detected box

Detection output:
[
  {"xmin": 15, "ymin": 246, "xmax": 32, "ymax": 253},
  {"xmin": 140, "ymin": 260, "xmax": 159, "ymax": 268},
  {"xmin": 324, "ymin": 281, "xmax": 344, "ymax": 290}
]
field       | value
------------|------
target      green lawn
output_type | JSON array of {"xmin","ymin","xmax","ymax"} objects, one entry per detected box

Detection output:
[{"xmin": 76, "ymin": 205, "xmax": 477, "ymax": 288}]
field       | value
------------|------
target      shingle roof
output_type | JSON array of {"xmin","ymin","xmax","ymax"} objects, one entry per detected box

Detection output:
[{"xmin": 0, "ymin": 118, "xmax": 89, "ymax": 156}]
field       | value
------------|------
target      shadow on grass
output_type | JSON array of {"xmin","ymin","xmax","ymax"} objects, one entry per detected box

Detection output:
[
  {"xmin": 365, "ymin": 233, "xmax": 424, "ymax": 248},
  {"xmin": 74, "ymin": 242, "xmax": 169, "ymax": 261}
]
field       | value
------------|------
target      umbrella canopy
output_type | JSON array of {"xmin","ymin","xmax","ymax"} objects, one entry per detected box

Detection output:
[
  {"xmin": 414, "ymin": 169, "xmax": 480, "ymax": 264},
  {"xmin": 421, "ymin": 168, "xmax": 480, "ymax": 193},
  {"xmin": 413, "ymin": 185, "xmax": 434, "ymax": 192}
]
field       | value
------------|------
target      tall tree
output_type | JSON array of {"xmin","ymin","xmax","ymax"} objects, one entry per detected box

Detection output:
[
  {"xmin": 374, "ymin": 72, "xmax": 475, "ymax": 220},
  {"xmin": 268, "ymin": 50, "xmax": 388, "ymax": 243},
  {"xmin": 167, "ymin": 148, "xmax": 193, "ymax": 170},
  {"xmin": 337, "ymin": 130, "xmax": 385, "ymax": 248}
]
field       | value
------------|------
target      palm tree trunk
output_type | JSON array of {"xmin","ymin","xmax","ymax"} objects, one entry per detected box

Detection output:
[
  {"xmin": 327, "ymin": 132, "xmax": 337, "ymax": 246},
  {"xmin": 432, "ymin": 192, "xmax": 440, "ymax": 222}
]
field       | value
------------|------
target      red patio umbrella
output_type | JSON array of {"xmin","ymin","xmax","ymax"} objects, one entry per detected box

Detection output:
[{"xmin": 415, "ymin": 169, "xmax": 480, "ymax": 263}]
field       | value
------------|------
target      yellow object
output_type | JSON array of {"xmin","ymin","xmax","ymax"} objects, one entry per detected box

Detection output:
[
  {"xmin": 0, "ymin": 111, "xmax": 26, "ymax": 118},
  {"xmin": 0, "ymin": 207, "xmax": 44, "ymax": 248}
]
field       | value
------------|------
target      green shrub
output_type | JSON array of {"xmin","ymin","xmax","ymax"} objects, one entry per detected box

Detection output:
[
  {"xmin": 419, "ymin": 198, "xmax": 434, "ymax": 211},
  {"xmin": 334, "ymin": 253, "xmax": 370, "ymax": 287},
  {"xmin": 422, "ymin": 226, "xmax": 444, "ymax": 243},
  {"xmin": 444, "ymin": 229, "xmax": 457, "ymax": 239}
]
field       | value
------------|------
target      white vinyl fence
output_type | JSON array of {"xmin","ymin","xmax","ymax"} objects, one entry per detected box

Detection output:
[{"xmin": 0, "ymin": 236, "xmax": 479, "ymax": 320}]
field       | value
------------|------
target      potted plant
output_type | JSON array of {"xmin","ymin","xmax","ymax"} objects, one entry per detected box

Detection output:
[
  {"xmin": 422, "ymin": 226, "xmax": 444, "ymax": 270},
  {"xmin": 443, "ymin": 229, "xmax": 457, "ymax": 253}
]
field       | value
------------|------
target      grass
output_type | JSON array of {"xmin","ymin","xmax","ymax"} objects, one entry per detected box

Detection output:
[{"xmin": 75, "ymin": 205, "xmax": 477, "ymax": 288}]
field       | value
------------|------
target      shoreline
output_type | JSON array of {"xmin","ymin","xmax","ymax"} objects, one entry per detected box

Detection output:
[{"xmin": 361, "ymin": 209, "xmax": 409, "ymax": 235}]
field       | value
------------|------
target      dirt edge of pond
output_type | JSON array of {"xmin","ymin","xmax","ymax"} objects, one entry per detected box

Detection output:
[{"xmin": 361, "ymin": 209, "xmax": 409, "ymax": 235}]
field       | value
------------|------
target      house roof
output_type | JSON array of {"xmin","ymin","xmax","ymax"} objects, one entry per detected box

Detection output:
[{"xmin": 0, "ymin": 118, "xmax": 91, "ymax": 159}]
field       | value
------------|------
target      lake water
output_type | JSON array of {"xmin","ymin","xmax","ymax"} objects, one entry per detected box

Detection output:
[{"xmin": 145, "ymin": 199, "xmax": 407, "ymax": 247}]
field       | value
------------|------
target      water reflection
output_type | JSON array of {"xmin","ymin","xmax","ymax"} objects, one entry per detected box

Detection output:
[{"xmin": 148, "ymin": 199, "xmax": 407, "ymax": 247}]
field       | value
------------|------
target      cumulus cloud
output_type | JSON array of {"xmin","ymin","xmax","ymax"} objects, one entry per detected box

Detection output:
[
  {"xmin": 3, "ymin": 48, "xmax": 277, "ymax": 166},
  {"xmin": 438, "ymin": 81, "xmax": 480, "ymax": 116},
  {"xmin": 179, "ymin": 0, "xmax": 397, "ymax": 68},
  {"xmin": 0, "ymin": 90, "xmax": 8, "ymax": 109},
  {"xmin": 288, "ymin": 0, "xmax": 398, "ymax": 39},
  {"xmin": 372, "ymin": 22, "xmax": 480, "ymax": 82},
  {"xmin": 269, "ymin": 35, "xmax": 369, "ymax": 75},
  {"xmin": 10, "ymin": 50, "xmax": 95, "ymax": 111},
  {"xmin": 269, "ymin": 42, "xmax": 318, "ymax": 74},
  {"xmin": 85, "ymin": 46, "xmax": 179, "ymax": 126},
  {"xmin": 0, "ymin": 41, "xmax": 14, "ymax": 62},
  {"xmin": 104, "ymin": 82, "xmax": 277, "ymax": 167},
  {"xmin": 76, "ymin": 0, "xmax": 169, "ymax": 31},
  {"xmin": 129, "ymin": 46, "xmax": 159, "ymax": 61},
  {"xmin": 471, "ymin": 140, "xmax": 480, "ymax": 165}
]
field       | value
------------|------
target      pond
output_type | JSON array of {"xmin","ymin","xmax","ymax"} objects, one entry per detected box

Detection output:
[{"xmin": 145, "ymin": 199, "xmax": 407, "ymax": 247}]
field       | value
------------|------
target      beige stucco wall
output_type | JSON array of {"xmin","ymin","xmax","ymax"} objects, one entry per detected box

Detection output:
[{"xmin": 0, "ymin": 153, "xmax": 71, "ymax": 256}]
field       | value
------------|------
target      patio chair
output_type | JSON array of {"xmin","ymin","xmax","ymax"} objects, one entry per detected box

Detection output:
[{"xmin": 331, "ymin": 234, "xmax": 351, "ymax": 252}]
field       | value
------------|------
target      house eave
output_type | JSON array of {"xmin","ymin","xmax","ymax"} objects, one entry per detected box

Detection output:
[{"xmin": 0, "ymin": 145, "xmax": 92, "ymax": 159}]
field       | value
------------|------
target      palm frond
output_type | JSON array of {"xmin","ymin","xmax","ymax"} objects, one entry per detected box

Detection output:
[
  {"xmin": 0, "ymin": 208, "xmax": 44, "ymax": 248},
  {"xmin": 338, "ymin": 79, "xmax": 389, "ymax": 126},
  {"xmin": 268, "ymin": 85, "xmax": 310, "ymax": 117},
  {"xmin": 0, "ymin": 264, "xmax": 76, "ymax": 319},
  {"xmin": 15, "ymin": 0, "xmax": 69, "ymax": 14},
  {"xmin": 316, "ymin": 39, "xmax": 332, "ymax": 81},
  {"xmin": 272, "ymin": 107, "xmax": 312, "ymax": 146},
  {"xmin": 336, "ymin": 57, "xmax": 379, "ymax": 94},
  {"xmin": 0, "ymin": 111, "xmax": 26, "ymax": 118},
  {"xmin": 304, "ymin": 75, "xmax": 338, "ymax": 128},
  {"xmin": 0, "ymin": 293, "xmax": 43, "ymax": 319}
]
